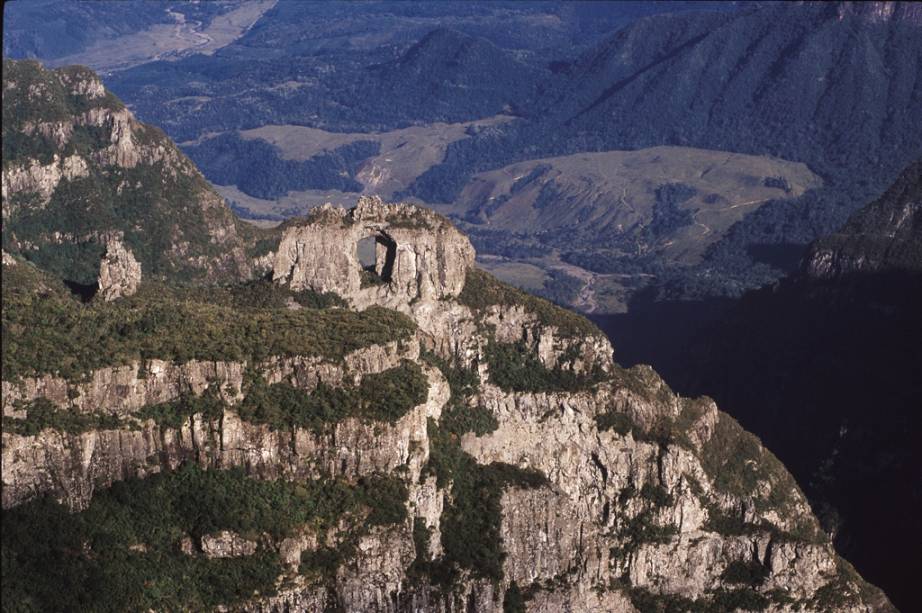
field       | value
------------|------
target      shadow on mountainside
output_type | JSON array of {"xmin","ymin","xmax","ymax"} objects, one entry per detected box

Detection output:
[
  {"xmin": 596, "ymin": 272, "xmax": 922, "ymax": 610},
  {"xmin": 588, "ymin": 287, "xmax": 734, "ymax": 380}
]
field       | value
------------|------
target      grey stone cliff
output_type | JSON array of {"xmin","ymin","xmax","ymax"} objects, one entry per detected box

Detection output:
[
  {"xmin": 1, "ymin": 200, "xmax": 894, "ymax": 612},
  {"xmin": 97, "ymin": 232, "xmax": 142, "ymax": 301},
  {"xmin": 805, "ymin": 159, "xmax": 921, "ymax": 279},
  {"xmin": 273, "ymin": 196, "xmax": 476, "ymax": 311}
]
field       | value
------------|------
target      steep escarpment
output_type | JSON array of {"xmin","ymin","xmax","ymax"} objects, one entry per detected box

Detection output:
[
  {"xmin": 2, "ymin": 195, "xmax": 894, "ymax": 611},
  {"xmin": 805, "ymin": 159, "xmax": 922, "ymax": 279},
  {"xmin": 1, "ymin": 59, "xmax": 258, "ymax": 287},
  {"xmin": 673, "ymin": 159, "xmax": 922, "ymax": 610}
]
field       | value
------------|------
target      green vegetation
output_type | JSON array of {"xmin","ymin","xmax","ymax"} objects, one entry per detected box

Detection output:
[
  {"xmin": 701, "ymin": 506, "xmax": 763, "ymax": 537},
  {"xmin": 699, "ymin": 412, "xmax": 808, "ymax": 522},
  {"xmin": 151, "ymin": 278, "xmax": 347, "ymax": 311},
  {"xmin": 7, "ymin": 361, "xmax": 428, "ymax": 436},
  {"xmin": 183, "ymin": 132, "xmax": 376, "ymax": 199},
  {"xmin": 360, "ymin": 268, "xmax": 387, "ymax": 287},
  {"xmin": 503, "ymin": 582, "xmax": 528, "ymax": 613},
  {"xmin": 608, "ymin": 363, "xmax": 676, "ymax": 408},
  {"xmin": 596, "ymin": 379, "xmax": 822, "ymax": 545},
  {"xmin": 809, "ymin": 557, "xmax": 881, "ymax": 610},
  {"xmin": 2, "ymin": 397, "xmax": 123, "ymax": 436},
  {"xmin": 439, "ymin": 400, "xmax": 499, "ymax": 437},
  {"xmin": 414, "ymin": 350, "xmax": 547, "ymax": 585},
  {"xmin": 595, "ymin": 410, "xmax": 642, "ymax": 438},
  {"xmin": 610, "ymin": 513, "xmax": 678, "ymax": 560},
  {"xmin": 709, "ymin": 588, "xmax": 769, "ymax": 611},
  {"xmin": 408, "ymin": 521, "xmax": 434, "ymax": 579},
  {"xmin": 2, "ymin": 60, "xmax": 124, "ymax": 161},
  {"xmin": 627, "ymin": 587, "xmax": 701, "ymax": 613},
  {"xmin": 485, "ymin": 340, "xmax": 604, "ymax": 393},
  {"xmin": 3, "ymin": 360, "xmax": 426, "ymax": 435},
  {"xmin": 627, "ymin": 586, "xmax": 773, "ymax": 613},
  {"xmin": 137, "ymin": 389, "xmax": 226, "ymax": 429},
  {"xmin": 3, "ymin": 59, "xmax": 263, "ymax": 285},
  {"xmin": 237, "ymin": 360, "xmax": 428, "ymax": 432},
  {"xmin": 420, "ymin": 349, "xmax": 497, "ymax": 437},
  {"xmin": 1, "ymin": 464, "xmax": 407, "ymax": 611},
  {"xmin": 607, "ymin": 479, "xmax": 681, "ymax": 562},
  {"xmin": 420, "ymin": 349, "xmax": 480, "ymax": 399},
  {"xmin": 297, "ymin": 474, "xmax": 409, "ymax": 582},
  {"xmin": 720, "ymin": 559, "xmax": 769, "ymax": 586},
  {"xmin": 459, "ymin": 268, "xmax": 600, "ymax": 338},
  {"xmin": 594, "ymin": 402, "xmax": 698, "ymax": 450},
  {"xmin": 425, "ymin": 424, "xmax": 548, "ymax": 584},
  {"xmin": 2, "ymin": 261, "xmax": 415, "ymax": 380}
]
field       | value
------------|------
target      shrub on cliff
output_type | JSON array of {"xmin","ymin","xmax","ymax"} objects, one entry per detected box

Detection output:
[
  {"xmin": 2, "ymin": 464, "xmax": 407, "ymax": 611},
  {"xmin": 1, "ymin": 262, "xmax": 414, "ymax": 380}
]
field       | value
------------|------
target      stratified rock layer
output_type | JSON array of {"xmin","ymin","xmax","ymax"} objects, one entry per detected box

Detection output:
[
  {"xmin": 2, "ymin": 65, "xmax": 895, "ymax": 610},
  {"xmin": 2, "ymin": 196, "xmax": 894, "ymax": 611}
]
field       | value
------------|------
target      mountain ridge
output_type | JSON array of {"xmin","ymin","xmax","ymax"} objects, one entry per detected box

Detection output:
[
  {"xmin": 0, "ymin": 62, "xmax": 895, "ymax": 612},
  {"xmin": 663, "ymin": 159, "xmax": 922, "ymax": 610},
  {"xmin": 2, "ymin": 59, "xmax": 262, "ymax": 288}
]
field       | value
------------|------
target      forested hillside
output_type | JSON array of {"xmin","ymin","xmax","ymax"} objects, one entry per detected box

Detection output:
[{"xmin": 407, "ymin": 2, "xmax": 922, "ymax": 293}]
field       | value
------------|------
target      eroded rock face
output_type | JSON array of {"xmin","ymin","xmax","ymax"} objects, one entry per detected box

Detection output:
[
  {"xmin": 2, "ymin": 60, "xmax": 254, "ymax": 284},
  {"xmin": 805, "ymin": 159, "xmax": 921, "ymax": 279},
  {"xmin": 1, "ymin": 197, "xmax": 893, "ymax": 610},
  {"xmin": 1, "ymin": 154, "xmax": 89, "ymax": 216},
  {"xmin": 1, "ymin": 363, "xmax": 443, "ymax": 511},
  {"xmin": 200, "ymin": 531, "xmax": 259, "ymax": 559},
  {"xmin": 97, "ymin": 233, "xmax": 142, "ymax": 301},
  {"xmin": 273, "ymin": 196, "xmax": 475, "ymax": 311}
]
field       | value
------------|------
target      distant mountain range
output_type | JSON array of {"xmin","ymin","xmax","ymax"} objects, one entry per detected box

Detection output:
[
  {"xmin": 52, "ymin": 1, "xmax": 918, "ymax": 309},
  {"xmin": 407, "ymin": 1, "xmax": 922, "ymax": 294}
]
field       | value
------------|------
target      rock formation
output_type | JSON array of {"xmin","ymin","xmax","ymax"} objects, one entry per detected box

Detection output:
[
  {"xmin": 805, "ymin": 159, "xmax": 922, "ymax": 279},
  {"xmin": 1, "ymin": 59, "xmax": 256, "ymax": 285},
  {"xmin": 273, "ymin": 196, "xmax": 476, "ymax": 311},
  {"xmin": 97, "ymin": 233, "xmax": 142, "ymax": 301},
  {"xmin": 670, "ymin": 158, "xmax": 922, "ymax": 610},
  {"xmin": 2, "ymin": 196, "xmax": 895, "ymax": 611}
]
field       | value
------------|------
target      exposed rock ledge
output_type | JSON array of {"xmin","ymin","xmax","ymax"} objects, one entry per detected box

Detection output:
[{"xmin": 272, "ymin": 196, "xmax": 476, "ymax": 311}]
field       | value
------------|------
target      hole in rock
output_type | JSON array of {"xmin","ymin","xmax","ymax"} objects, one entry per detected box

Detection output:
[
  {"xmin": 356, "ymin": 233, "xmax": 396, "ymax": 286},
  {"xmin": 64, "ymin": 279, "xmax": 98, "ymax": 303}
]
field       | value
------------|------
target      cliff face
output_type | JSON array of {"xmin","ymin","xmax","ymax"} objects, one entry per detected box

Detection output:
[
  {"xmin": 273, "ymin": 197, "xmax": 476, "ymax": 311},
  {"xmin": 1, "ymin": 59, "xmax": 255, "ymax": 286},
  {"xmin": 663, "ymin": 159, "xmax": 922, "ymax": 611},
  {"xmin": 2, "ymin": 194, "xmax": 894, "ymax": 611},
  {"xmin": 804, "ymin": 159, "xmax": 922, "ymax": 279}
]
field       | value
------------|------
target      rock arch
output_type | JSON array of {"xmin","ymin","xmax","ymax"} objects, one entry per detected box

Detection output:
[
  {"xmin": 272, "ymin": 197, "xmax": 475, "ymax": 310},
  {"xmin": 356, "ymin": 232, "xmax": 397, "ymax": 284}
]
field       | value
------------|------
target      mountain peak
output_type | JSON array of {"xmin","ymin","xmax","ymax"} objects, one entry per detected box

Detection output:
[
  {"xmin": 2, "ymin": 59, "xmax": 256, "ymax": 287},
  {"xmin": 805, "ymin": 159, "xmax": 922, "ymax": 278}
]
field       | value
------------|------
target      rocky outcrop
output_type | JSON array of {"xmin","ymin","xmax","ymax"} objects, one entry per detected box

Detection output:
[
  {"xmin": 1, "ymin": 338, "xmax": 415, "ymax": 418},
  {"xmin": 1, "ymin": 363, "xmax": 443, "ymax": 510},
  {"xmin": 273, "ymin": 196, "xmax": 475, "ymax": 311},
  {"xmin": 2, "ymin": 59, "xmax": 255, "ymax": 284},
  {"xmin": 805, "ymin": 159, "xmax": 921, "ymax": 278},
  {"xmin": 200, "ymin": 531, "xmax": 259, "ymax": 559},
  {"xmin": 1, "ymin": 196, "xmax": 893, "ymax": 610},
  {"xmin": 1, "ymin": 153, "xmax": 89, "ymax": 216},
  {"xmin": 97, "ymin": 233, "xmax": 142, "ymax": 301}
]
